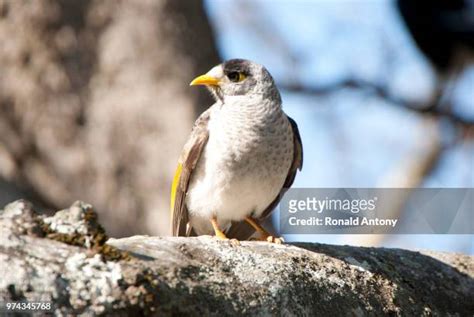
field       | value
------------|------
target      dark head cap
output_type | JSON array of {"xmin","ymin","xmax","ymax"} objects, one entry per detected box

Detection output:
[{"xmin": 222, "ymin": 59, "xmax": 253, "ymax": 77}]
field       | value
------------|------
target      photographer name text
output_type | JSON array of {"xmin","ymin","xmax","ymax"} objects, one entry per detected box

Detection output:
[{"xmin": 288, "ymin": 216, "xmax": 398, "ymax": 227}]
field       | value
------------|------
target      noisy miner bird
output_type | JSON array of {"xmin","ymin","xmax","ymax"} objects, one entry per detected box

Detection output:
[{"xmin": 170, "ymin": 59, "xmax": 302, "ymax": 243}]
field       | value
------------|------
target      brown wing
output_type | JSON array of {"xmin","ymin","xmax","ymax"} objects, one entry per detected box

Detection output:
[
  {"xmin": 170, "ymin": 108, "xmax": 211, "ymax": 236},
  {"xmin": 226, "ymin": 115, "xmax": 303, "ymax": 240}
]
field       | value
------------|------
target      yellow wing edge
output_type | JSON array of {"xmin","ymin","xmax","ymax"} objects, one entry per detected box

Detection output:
[{"xmin": 170, "ymin": 163, "xmax": 183, "ymax": 218}]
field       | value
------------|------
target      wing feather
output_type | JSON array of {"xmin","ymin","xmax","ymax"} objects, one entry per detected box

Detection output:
[{"xmin": 170, "ymin": 108, "xmax": 211, "ymax": 236}]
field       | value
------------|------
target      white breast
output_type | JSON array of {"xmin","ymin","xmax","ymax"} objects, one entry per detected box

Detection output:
[{"xmin": 185, "ymin": 102, "xmax": 294, "ymax": 235}]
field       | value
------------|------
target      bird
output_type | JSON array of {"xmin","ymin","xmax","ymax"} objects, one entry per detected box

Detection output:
[{"xmin": 170, "ymin": 59, "xmax": 303, "ymax": 243}]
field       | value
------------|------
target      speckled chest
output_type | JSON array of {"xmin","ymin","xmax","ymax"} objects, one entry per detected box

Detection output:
[{"xmin": 205, "ymin": 103, "xmax": 294, "ymax": 181}]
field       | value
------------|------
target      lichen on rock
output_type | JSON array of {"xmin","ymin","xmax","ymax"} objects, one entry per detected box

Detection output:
[
  {"xmin": 64, "ymin": 253, "xmax": 123, "ymax": 314},
  {"xmin": 39, "ymin": 200, "xmax": 129, "ymax": 261},
  {"xmin": 42, "ymin": 201, "xmax": 106, "ymax": 248}
]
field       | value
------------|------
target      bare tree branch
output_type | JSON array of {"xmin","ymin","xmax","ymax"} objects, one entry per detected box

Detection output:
[{"xmin": 279, "ymin": 79, "xmax": 474, "ymax": 128}]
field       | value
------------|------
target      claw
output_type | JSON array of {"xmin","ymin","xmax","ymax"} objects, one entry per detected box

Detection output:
[
  {"xmin": 266, "ymin": 236, "xmax": 284, "ymax": 244},
  {"xmin": 245, "ymin": 217, "xmax": 285, "ymax": 244},
  {"xmin": 230, "ymin": 238, "xmax": 241, "ymax": 246},
  {"xmin": 213, "ymin": 235, "xmax": 240, "ymax": 246},
  {"xmin": 211, "ymin": 216, "xmax": 229, "ymax": 240}
]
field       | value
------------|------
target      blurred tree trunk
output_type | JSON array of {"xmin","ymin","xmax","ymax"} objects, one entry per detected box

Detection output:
[{"xmin": 0, "ymin": 0, "xmax": 220, "ymax": 236}]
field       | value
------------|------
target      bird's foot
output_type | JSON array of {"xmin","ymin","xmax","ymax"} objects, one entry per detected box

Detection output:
[
  {"xmin": 244, "ymin": 217, "xmax": 284, "ymax": 244},
  {"xmin": 210, "ymin": 216, "xmax": 240, "ymax": 245},
  {"xmin": 213, "ymin": 233, "xmax": 240, "ymax": 246},
  {"xmin": 264, "ymin": 235, "xmax": 285, "ymax": 244},
  {"xmin": 250, "ymin": 235, "xmax": 284, "ymax": 244},
  {"xmin": 212, "ymin": 227, "xmax": 240, "ymax": 246},
  {"xmin": 214, "ymin": 230, "xmax": 229, "ymax": 240}
]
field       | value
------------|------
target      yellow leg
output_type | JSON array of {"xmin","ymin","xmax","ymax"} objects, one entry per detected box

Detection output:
[
  {"xmin": 210, "ymin": 216, "xmax": 229, "ymax": 240},
  {"xmin": 245, "ymin": 217, "xmax": 284, "ymax": 244}
]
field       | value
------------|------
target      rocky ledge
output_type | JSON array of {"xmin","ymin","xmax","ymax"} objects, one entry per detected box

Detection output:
[{"xmin": 0, "ymin": 200, "xmax": 472, "ymax": 316}]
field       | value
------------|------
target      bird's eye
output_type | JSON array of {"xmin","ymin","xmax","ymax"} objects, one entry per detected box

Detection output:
[{"xmin": 227, "ymin": 72, "xmax": 246, "ymax": 82}]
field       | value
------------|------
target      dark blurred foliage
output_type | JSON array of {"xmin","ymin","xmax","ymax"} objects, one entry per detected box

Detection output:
[{"xmin": 397, "ymin": 0, "xmax": 474, "ymax": 70}]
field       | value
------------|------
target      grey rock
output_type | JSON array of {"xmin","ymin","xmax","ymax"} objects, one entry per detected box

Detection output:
[{"xmin": 0, "ymin": 200, "xmax": 473, "ymax": 316}]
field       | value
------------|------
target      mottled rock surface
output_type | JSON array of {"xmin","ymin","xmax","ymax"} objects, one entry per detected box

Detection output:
[{"xmin": 0, "ymin": 200, "xmax": 473, "ymax": 316}]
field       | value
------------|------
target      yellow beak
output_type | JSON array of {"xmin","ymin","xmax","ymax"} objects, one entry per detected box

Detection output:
[{"xmin": 190, "ymin": 74, "xmax": 220, "ymax": 86}]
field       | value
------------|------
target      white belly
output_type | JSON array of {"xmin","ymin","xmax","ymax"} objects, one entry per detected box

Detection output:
[{"xmin": 185, "ymin": 118, "xmax": 293, "ymax": 235}]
